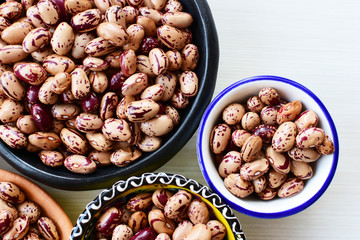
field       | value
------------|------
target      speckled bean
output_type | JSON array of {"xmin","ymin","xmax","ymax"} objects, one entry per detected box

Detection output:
[
  {"xmin": 60, "ymin": 128, "xmax": 88, "ymax": 154},
  {"xmin": 252, "ymin": 124, "xmax": 277, "ymax": 144},
  {"xmin": 240, "ymin": 135, "xmax": 263, "ymax": 162},
  {"xmin": 288, "ymin": 146, "xmax": 321, "ymax": 163},
  {"xmin": 252, "ymin": 175, "xmax": 267, "ymax": 193},
  {"xmin": 164, "ymin": 190, "xmax": 192, "ymax": 219},
  {"xmin": 296, "ymin": 127, "xmax": 325, "ymax": 148},
  {"xmin": 0, "ymin": 99, "xmax": 24, "ymax": 124},
  {"xmin": 210, "ymin": 123, "xmax": 231, "ymax": 154},
  {"xmin": 127, "ymin": 193, "xmax": 153, "ymax": 212},
  {"xmin": 16, "ymin": 115, "xmax": 39, "ymax": 134},
  {"xmin": 258, "ymin": 87, "xmax": 280, "ymax": 105},
  {"xmin": 187, "ymin": 199, "xmax": 209, "ymax": 225},
  {"xmin": 125, "ymin": 99, "xmax": 160, "ymax": 122},
  {"xmin": 155, "ymin": 72, "xmax": 177, "ymax": 101},
  {"xmin": 152, "ymin": 189, "xmax": 172, "ymax": 210},
  {"xmin": 122, "ymin": 73, "xmax": 148, "ymax": 96},
  {"xmin": 172, "ymin": 220, "xmax": 193, "ymax": 240},
  {"xmin": 316, "ymin": 135, "xmax": 335, "ymax": 155},
  {"xmin": 43, "ymin": 54, "xmax": 75, "ymax": 75},
  {"xmin": 182, "ymin": 223, "xmax": 211, "ymax": 240},
  {"xmin": 0, "ymin": 45, "xmax": 29, "ymax": 64},
  {"xmin": 257, "ymin": 186, "xmax": 277, "ymax": 200},
  {"xmin": 0, "ymin": 182, "xmax": 26, "ymax": 204},
  {"xmin": 75, "ymin": 113, "xmax": 103, "ymax": 133},
  {"xmin": 224, "ymin": 173, "xmax": 254, "ymax": 198},
  {"xmin": 0, "ymin": 209, "xmax": 14, "ymax": 235},
  {"xmin": 14, "ymin": 62, "xmax": 47, "ymax": 86},
  {"xmin": 51, "ymin": 103, "xmax": 80, "ymax": 120},
  {"xmin": 37, "ymin": 216, "xmax": 60, "ymax": 240},
  {"xmin": 38, "ymin": 78, "xmax": 59, "ymax": 105},
  {"xmin": 110, "ymin": 147, "xmax": 142, "ymax": 167},
  {"xmin": 139, "ymin": 114, "xmax": 174, "ymax": 137},
  {"xmin": 64, "ymin": 0, "xmax": 92, "ymax": 15},
  {"xmin": 277, "ymin": 100, "xmax": 302, "ymax": 124},
  {"xmin": 123, "ymin": 24, "xmax": 145, "ymax": 52},
  {"xmin": 96, "ymin": 207, "xmax": 122, "ymax": 236},
  {"xmin": 241, "ymin": 112, "xmax": 261, "ymax": 131},
  {"xmin": 2, "ymin": 21, "xmax": 33, "ymax": 45},
  {"xmin": 0, "ymin": 71, "xmax": 26, "ymax": 101},
  {"xmin": 136, "ymin": 55, "xmax": 156, "ymax": 77},
  {"xmin": 17, "ymin": 201, "xmax": 41, "ymax": 224},
  {"xmin": 136, "ymin": 135, "xmax": 162, "ymax": 152},
  {"xmin": 97, "ymin": 22, "xmax": 129, "ymax": 47},
  {"xmin": 28, "ymin": 132, "xmax": 61, "ymax": 150},
  {"xmin": 105, "ymin": 6, "xmax": 126, "ymax": 27},
  {"xmin": 0, "ymin": 125, "xmax": 27, "ymax": 149},
  {"xmin": 64, "ymin": 154, "xmax": 96, "ymax": 174},
  {"xmin": 267, "ymin": 168, "xmax": 287, "ymax": 188},
  {"xmin": 37, "ymin": 0, "xmax": 60, "ymax": 27},
  {"xmin": 179, "ymin": 71, "xmax": 198, "ymax": 97},
  {"xmin": 71, "ymin": 32, "xmax": 96, "ymax": 59},
  {"xmin": 290, "ymin": 160, "xmax": 313, "ymax": 180},
  {"xmin": 240, "ymin": 158, "xmax": 269, "ymax": 181},
  {"xmin": 71, "ymin": 9, "xmax": 102, "ymax": 33},
  {"xmin": 161, "ymin": 11, "xmax": 193, "ymax": 29},
  {"xmin": 272, "ymin": 121, "xmax": 297, "ymax": 152},
  {"xmin": 149, "ymin": 48, "xmax": 168, "ymax": 75},
  {"xmin": 277, "ymin": 177, "xmax": 304, "ymax": 198},
  {"xmin": 112, "ymin": 224, "xmax": 133, "ymax": 240},
  {"xmin": 128, "ymin": 211, "xmax": 147, "ymax": 234},
  {"xmin": 0, "ymin": 1, "xmax": 23, "ymax": 20},
  {"xmin": 85, "ymin": 37, "xmax": 117, "ymax": 57},
  {"xmin": 3, "ymin": 216, "xmax": 30, "ymax": 240},
  {"xmin": 266, "ymin": 146, "xmax": 291, "ymax": 174},
  {"xmin": 38, "ymin": 150, "xmax": 64, "ymax": 167},
  {"xmin": 51, "ymin": 22, "xmax": 75, "ymax": 56},
  {"xmin": 260, "ymin": 106, "xmax": 279, "ymax": 125},
  {"xmin": 295, "ymin": 110, "xmax": 319, "ymax": 132},
  {"xmin": 157, "ymin": 25, "xmax": 186, "ymax": 50},
  {"xmin": 88, "ymin": 150, "xmax": 112, "ymax": 166},
  {"xmin": 148, "ymin": 209, "xmax": 175, "ymax": 235},
  {"xmin": 102, "ymin": 118, "xmax": 131, "ymax": 141},
  {"xmin": 218, "ymin": 151, "xmax": 242, "ymax": 178}
]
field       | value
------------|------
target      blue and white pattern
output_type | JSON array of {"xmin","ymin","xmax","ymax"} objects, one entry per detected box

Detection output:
[{"xmin": 71, "ymin": 172, "xmax": 246, "ymax": 240}]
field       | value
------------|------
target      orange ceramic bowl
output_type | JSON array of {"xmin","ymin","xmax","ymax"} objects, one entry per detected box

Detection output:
[{"xmin": 0, "ymin": 169, "xmax": 73, "ymax": 240}]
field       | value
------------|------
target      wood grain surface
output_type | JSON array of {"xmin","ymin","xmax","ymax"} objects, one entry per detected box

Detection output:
[{"xmin": 0, "ymin": 0, "xmax": 359, "ymax": 239}]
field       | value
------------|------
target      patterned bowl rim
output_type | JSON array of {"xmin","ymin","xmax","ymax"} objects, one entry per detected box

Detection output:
[{"xmin": 70, "ymin": 172, "xmax": 246, "ymax": 240}]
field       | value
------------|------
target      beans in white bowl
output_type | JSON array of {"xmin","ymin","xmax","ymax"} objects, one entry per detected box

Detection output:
[{"xmin": 210, "ymin": 87, "xmax": 335, "ymax": 200}]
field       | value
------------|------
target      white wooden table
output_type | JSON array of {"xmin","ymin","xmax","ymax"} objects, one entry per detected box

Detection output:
[{"xmin": 1, "ymin": 0, "xmax": 359, "ymax": 239}]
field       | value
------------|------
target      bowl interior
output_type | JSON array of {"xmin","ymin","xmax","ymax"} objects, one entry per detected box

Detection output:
[
  {"xmin": 71, "ymin": 173, "xmax": 246, "ymax": 240},
  {"xmin": 197, "ymin": 75, "xmax": 339, "ymax": 218},
  {"xmin": 0, "ymin": 0, "xmax": 219, "ymax": 190},
  {"xmin": 0, "ymin": 169, "xmax": 73, "ymax": 240}
]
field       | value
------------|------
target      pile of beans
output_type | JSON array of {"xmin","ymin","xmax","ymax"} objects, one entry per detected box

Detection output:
[
  {"xmin": 0, "ymin": 0, "xmax": 200, "ymax": 174},
  {"xmin": 210, "ymin": 87, "xmax": 335, "ymax": 200},
  {"xmin": 94, "ymin": 189, "xmax": 226, "ymax": 240},
  {"xmin": 0, "ymin": 181, "xmax": 60, "ymax": 240}
]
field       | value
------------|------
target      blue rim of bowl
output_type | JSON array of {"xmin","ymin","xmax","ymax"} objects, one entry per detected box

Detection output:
[
  {"xmin": 197, "ymin": 75, "xmax": 339, "ymax": 218},
  {"xmin": 70, "ymin": 172, "xmax": 246, "ymax": 240}
]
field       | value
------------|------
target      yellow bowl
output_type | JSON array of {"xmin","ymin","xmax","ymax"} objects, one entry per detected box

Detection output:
[{"xmin": 70, "ymin": 172, "xmax": 246, "ymax": 240}]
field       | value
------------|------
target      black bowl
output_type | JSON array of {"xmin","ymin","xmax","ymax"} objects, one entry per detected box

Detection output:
[
  {"xmin": 0, "ymin": 0, "xmax": 219, "ymax": 190},
  {"xmin": 70, "ymin": 172, "xmax": 246, "ymax": 240}
]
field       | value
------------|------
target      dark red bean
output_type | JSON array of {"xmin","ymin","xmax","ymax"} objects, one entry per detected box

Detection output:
[
  {"xmin": 139, "ymin": 37, "xmax": 161, "ymax": 54},
  {"xmin": 51, "ymin": 0, "xmax": 69, "ymax": 20},
  {"xmin": 31, "ymin": 104, "xmax": 53, "ymax": 131},
  {"xmin": 109, "ymin": 70, "xmax": 127, "ymax": 91},
  {"xmin": 252, "ymin": 124, "xmax": 277, "ymax": 144},
  {"xmin": 81, "ymin": 92, "xmax": 100, "ymax": 113},
  {"xmin": 129, "ymin": 227, "xmax": 156, "ymax": 240},
  {"xmin": 27, "ymin": 85, "xmax": 41, "ymax": 104}
]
